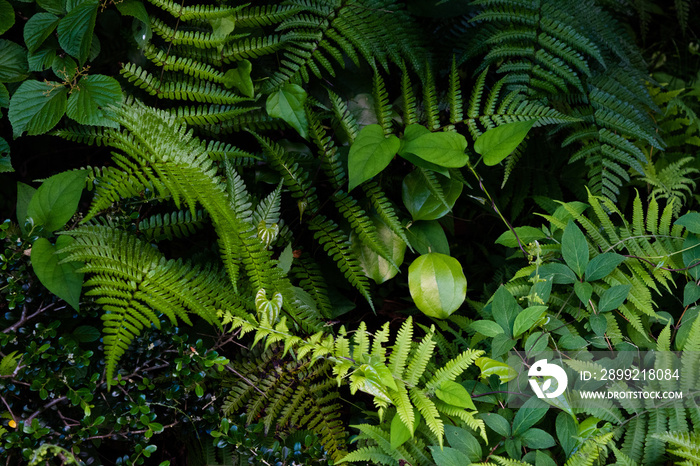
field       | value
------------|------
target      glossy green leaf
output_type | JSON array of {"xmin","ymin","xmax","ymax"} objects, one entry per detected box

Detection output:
[
  {"xmin": 8, "ymin": 80, "xmax": 68, "ymax": 137},
  {"xmin": 27, "ymin": 170, "xmax": 87, "ymax": 232},
  {"xmin": 481, "ymin": 413, "xmax": 511, "ymax": 437},
  {"xmin": 66, "ymin": 74, "xmax": 122, "ymax": 126},
  {"xmin": 491, "ymin": 333, "xmax": 516, "ymax": 359},
  {"xmin": 436, "ymin": 381, "xmax": 476, "ymax": 410},
  {"xmin": 37, "ymin": 0, "xmax": 65, "ymax": 15},
  {"xmin": 513, "ymin": 305, "xmax": 547, "ymax": 338},
  {"xmin": 16, "ymin": 182, "xmax": 36, "ymax": 235},
  {"xmin": 589, "ymin": 313, "xmax": 607, "ymax": 336},
  {"xmin": 512, "ymin": 397, "xmax": 548, "ymax": 436},
  {"xmin": 525, "ymin": 332, "xmax": 549, "ymax": 355},
  {"xmin": 52, "ymin": 55, "xmax": 78, "ymax": 81},
  {"xmin": 520, "ymin": 428, "xmax": 556, "ymax": 449},
  {"xmin": 528, "ymin": 276, "xmax": 552, "ymax": 305},
  {"xmin": 475, "ymin": 357, "xmax": 517, "ymax": 383},
  {"xmin": 266, "ymin": 83, "xmax": 308, "ymax": 138},
  {"xmin": 255, "ymin": 289, "xmax": 283, "ymax": 323},
  {"xmin": 347, "ymin": 124, "xmax": 400, "ymax": 191},
  {"xmin": 24, "ymin": 13, "xmax": 60, "ymax": 53},
  {"xmin": 57, "ymin": 0, "xmax": 98, "ymax": 64},
  {"xmin": 683, "ymin": 234, "xmax": 700, "ymax": 280},
  {"xmin": 390, "ymin": 412, "xmax": 412, "ymax": 450},
  {"xmin": 31, "ymin": 236, "xmax": 84, "ymax": 310},
  {"xmin": 406, "ymin": 220, "xmax": 450, "ymax": 255},
  {"xmin": 27, "ymin": 46, "xmax": 57, "ymax": 72},
  {"xmin": 223, "ymin": 60, "xmax": 254, "ymax": 98},
  {"xmin": 683, "ymin": 282, "xmax": 700, "ymax": 307},
  {"xmin": 598, "ymin": 284, "xmax": 631, "ymax": 313},
  {"xmin": 495, "ymin": 226, "xmax": 546, "ymax": 248},
  {"xmin": 0, "ymin": 137, "xmax": 11, "ymax": 173},
  {"xmin": 444, "ymin": 425, "xmax": 481, "ymax": 462},
  {"xmin": 675, "ymin": 212, "xmax": 700, "ymax": 234},
  {"xmin": 430, "ymin": 446, "xmax": 470, "ymax": 466},
  {"xmin": 352, "ymin": 215, "xmax": 406, "ymax": 284},
  {"xmin": 474, "ymin": 119, "xmax": 536, "ymax": 166},
  {"xmin": 561, "ymin": 220, "xmax": 589, "ymax": 278},
  {"xmin": 469, "ymin": 320, "xmax": 504, "ymax": 337},
  {"xmin": 0, "ymin": 0, "xmax": 15, "ymax": 35},
  {"xmin": 402, "ymin": 170, "xmax": 462, "ymax": 221},
  {"xmin": 408, "ymin": 252, "xmax": 466, "ymax": 319},
  {"xmin": 538, "ymin": 263, "xmax": 577, "ymax": 284},
  {"xmin": 115, "ymin": 0, "xmax": 151, "ymax": 45},
  {"xmin": 399, "ymin": 124, "xmax": 468, "ymax": 168},
  {"xmin": 585, "ymin": 252, "xmax": 625, "ymax": 281},
  {"xmin": 556, "ymin": 412, "xmax": 577, "ymax": 457},
  {"xmin": 72, "ymin": 325, "xmax": 100, "ymax": 342},
  {"xmin": 574, "ymin": 281, "xmax": 592, "ymax": 305},
  {"xmin": 0, "ymin": 40, "xmax": 29, "ymax": 83},
  {"xmin": 491, "ymin": 285, "xmax": 521, "ymax": 337}
]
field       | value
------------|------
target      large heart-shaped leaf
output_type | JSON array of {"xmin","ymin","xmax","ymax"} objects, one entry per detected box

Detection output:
[
  {"xmin": 27, "ymin": 170, "xmax": 87, "ymax": 233},
  {"xmin": 474, "ymin": 119, "xmax": 536, "ymax": 166},
  {"xmin": 347, "ymin": 124, "xmax": 400, "ymax": 191},
  {"xmin": 31, "ymin": 236, "xmax": 84, "ymax": 310},
  {"xmin": 399, "ymin": 124, "xmax": 468, "ymax": 168},
  {"xmin": 408, "ymin": 253, "xmax": 466, "ymax": 319},
  {"xmin": 266, "ymin": 83, "xmax": 308, "ymax": 138},
  {"xmin": 223, "ymin": 60, "xmax": 254, "ymax": 98}
]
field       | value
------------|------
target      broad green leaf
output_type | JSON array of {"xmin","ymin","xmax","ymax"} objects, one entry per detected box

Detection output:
[
  {"xmin": 589, "ymin": 313, "xmax": 607, "ymax": 336},
  {"xmin": 559, "ymin": 334, "xmax": 588, "ymax": 349},
  {"xmin": 444, "ymin": 425, "xmax": 481, "ymax": 462},
  {"xmin": 16, "ymin": 182, "xmax": 37, "ymax": 234},
  {"xmin": 512, "ymin": 397, "xmax": 548, "ymax": 436},
  {"xmin": 390, "ymin": 412, "xmax": 412, "ymax": 450},
  {"xmin": 57, "ymin": 0, "xmax": 98, "ymax": 64},
  {"xmin": 520, "ymin": 428, "xmax": 555, "ymax": 449},
  {"xmin": 66, "ymin": 74, "xmax": 122, "ymax": 126},
  {"xmin": 513, "ymin": 305, "xmax": 547, "ymax": 338},
  {"xmin": 683, "ymin": 282, "xmax": 700, "ymax": 307},
  {"xmin": 31, "ymin": 236, "xmax": 84, "ymax": 310},
  {"xmin": 469, "ymin": 320, "xmax": 504, "ymax": 337},
  {"xmin": 52, "ymin": 55, "xmax": 78, "ymax": 81},
  {"xmin": 9, "ymin": 80, "xmax": 67, "ymax": 137},
  {"xmin": 683, "ymin": 234, "xmax": 700, "ymax": 280},
  {"xmin": 549, "ymin": 201, "xmax": 588, "ymax": 232},
  {"xmin": 27, "ymin": 46, "xmax": 57, "ymax": 72},
  {"xmin": 0, "ymin": 82, "xmax": 8, "ymax": 108},
  {"xmin": 24, "ymin": 13, "xmax": 60, "ymax": 53},
  {"xmin": 676, "ymin": 308, "xmax": 698, "ymax": 351},
  {"xmin": 481, "ymin": 413, "xmax": 511, "ymax": 437},
  {"xmin": 27, "ymin": 170, "xmax": 87, "ymax": 232},
  {"xmin": 525, "ymin": 332, "xmax": 549, "ymax": 355},
  {"xmin": 675, "ymin": 212, "xmax": 700, "ymax": 234},
  {"xmin": 362, "ymin": 358, "xmax": 398, "ymax": 391},
  {"xmin": 0, "ymin": 137, "xmax": 10, "ymax": 173},
  {"xmin": 0, "ymin": 0, "xmax": 15, "ymax": 35},
  {"xmin": 561, "ymin": 220, "xmax": 589, "ymax": 278},
  {"xmin": 538, "ymin": 263, "xmax": 577, "ymax": 284},
  {"xmin": 277, "ymin": 243, "xmax": 293, "ymax": 274},
  {"xmin": 266, "ymin": 83, "xmax": 308, "ymax": 139},
  {"xmin": 430, "ymin": 446, "xmax": 471, "ymax": 466},
  {"xmin": 115, "ymin": 0, "xmax": 151, "ymax": 45},
  {"xmin": 585, "ymin": 252, "xmax": 625, "ymax": 281},
  {"xmin": 495, "ymin": 226, "xmax": 546, "ymax": 248},
  {"xmin": 402, "ymin": 170, "xmax": 462, "ymax": 221},
  {"xmin": 556, "ymin": 412, "xmax": 577, "ymax": 457},
  {"xmin": 474, "ymin": 119, "xmax": 536, "ymax": 166},
  {"xmin": 72, "ymin": 325, "xmax": 100, "ymax": 342},
  {"xmin": 528, "ymin": 276, "xmax": 552, "ymax": 305},
  {"xmin": 223, "ymin": 60, "xmax": 254, "ymax": 98},
  {"xmin": 352, "ymin": 215, "xmax": 406, "ymax": 284},
  {"xmin": 399, "ymin": 124, "xmax": 468, "ymax": 168},
  {"xmin": 435, "ymin": 381, "xmax": 476, "ymax": 410},
  {"xmin": 408, "ymin": 253, "xmax": 466, "ymax": 319},
  {"xmin": 574, "ymin": 281, "xmax": 592, "ymax": 305},
  {"xmin": 534, "ymin": 450, "xmax": 557, "ymax": 466},
  {"xmin": 491, "ymin": 333, "xmax": 516, "ymax": 359},
  {"xmin": 255, "ymin": 289, "xmax": 283, "ymax": 322},
  {"xmin": 598, "ymin": 284, "xmax": 631, "ymax": 313},
  {"xmin": 491, "ymin": 285, "xmax": 521, "ymax": 337},
  {"xmin": 0, "ymin": 40, "xmax": 29, "ymax": 83},
  {"xmin": 398, "ymin": 149, "xmax": 450, "ymax": 177},
  {"xmin": 475, "ymin": 357, "xmax": 517, "ymax": 383},
  {"xmin": 347, "ymin": 124, "xmax": 400, "ymax": 191},
  {"xmin": 406, "ymin": 220, "xmax": 450, "ymax": 255},
  {"xmin": 37, "ymin": 0, "xmax": 65, "ymax": 15}
]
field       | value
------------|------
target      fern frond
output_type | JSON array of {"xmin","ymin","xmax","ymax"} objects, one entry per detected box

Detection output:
[{"xmin": 138, "ymin": 209, "xmax": 208, "ymax": 241}]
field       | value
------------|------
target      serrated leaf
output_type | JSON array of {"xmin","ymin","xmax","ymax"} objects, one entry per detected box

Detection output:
[
  {"xmin": 223, "ymin": 60, "xmax": 254, "ymax": 98},
  {"xmin": 408, "ymin": 253, "xmax": 466, "ymax": 319},
  {"xmin": 52, "ymin": 55, "xmax": 78, "ymax": 81},
  {"xmin": 399, "ymin": 124, "xmax": 468, "ymax": 168},
  {"xmin": 435, "ymin": 380, "xmax": 476, "ymax": 410},
  {"xmin": 27, "ymin": 170, "xmax": 86, "ymax": 233},
  {"xmin": 561, "ymin": 220, "xmax": 589, "ymax": 278},
  {"xmin": 598, "ymin": 284, "xmax": 631, "ymax": 313},
  {"xmin": 585, "ymin": 252, "xmax": 625, "ymax": 281},
  {"xmin": 513, "ymin": 305, "xmax": 547, "ymax": 338},
  {"xmin": 474, "ymin": 119, "xmax": 535, "ymax": 166},
  {"xmin": 24, "ymin": 13, "xmax": 60, "ymax": 53},
  {"xmin": 675, "ymin": 212, "xmax": 700, "ymax": 234},
  {"xmin": 57, "ymin": 0, "xmax": 98, "ymax": 64},
  {"xmin": 31, "ymin": 236, "xmax": 84, "ymax": 310},
  {"xmin": 8, "ymin": 80, "xmax": 67, "ymax": 137},
  {"xmin": 0, "ymin": 83, "xmax": 8, "ymax": 108},
  {"xmin": 37, "ymin": 0, "xmax": 65, "ymax": 15},
  {"xmin": 266, "ymin": 83, "xmax": 308, "ymax": 138},
  {"xmin": 66, "ymin": 74, "xmax": 122, "ymax": 126},
  {"xmin": 348, "ymin": 124, "xmax": 400, "ymax": 191},
  {"xmin": 0, "ymin": 40, "xmax": 29, "ymax": 83},
  {"xmin": 574, "ymin": 281, "xmax": 592, "ymax": 305},
  {"xmin": 0, "ymin": 0, "xmax": 15, "ymax": 35},
  {"xmin": 27, "ymin": 46, "xmax": 56, "ymax": 72}
]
